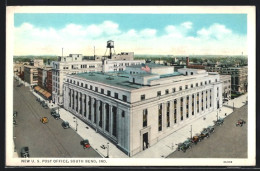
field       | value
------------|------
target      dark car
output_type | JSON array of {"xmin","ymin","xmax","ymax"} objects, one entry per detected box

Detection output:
[
  {"xmin": 13, "ymin": 111, "xmax": 18, "ymax": 118},
  {"xmin": 214, "ymin": 118, "xmax": 224, "ymax": 126},
  {"xmin": 177, "ymin": 139, "xmax": 192, "ymax": 152},
  {"xmin": 52, "ymin": 112, "xmax": 60, "ymax": 120},
  {"xmin": 51, "ymin": 109, "xmax": 56, "ymax": 114},
  {"xmin": 236, "ymin": 119, "xmax": 246, "ymax": 127},
  {"xmin": 206, "ymin": 126, "xmax": 215, "ymax": 134},
  {"xmin": 21, "ymin": 147, "xmax": 29, "ymax": 158},
  {"xmin": 42, "ymin": 102, "xmax": 48, "ymax": 109},
  {"xmin": 61, "ymin": 121, "xmax": 70, "ymax": 129},
  {"xmin": 183, "ymin": 139, "xmax": 193, "ymax": 149},
  {"xmin": 80, "ymin": 139, "xmax": 91, "ymax": 149},
  {"xmin": 200, "ymin": 128, "xmax": 210, "ymax": 139}
]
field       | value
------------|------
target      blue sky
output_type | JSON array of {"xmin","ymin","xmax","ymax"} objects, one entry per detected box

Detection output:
[{"xmin": 14, "ymin": 13, "xmax": 247, "ymax": 55}]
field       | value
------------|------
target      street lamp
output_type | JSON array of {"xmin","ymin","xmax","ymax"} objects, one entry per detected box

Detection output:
[
  {"xmin": 73, "ymin": 117, "xmax": 78, "ymax": 132},
  {"xmin": 216, "ymin": 110, "xmax": 219, "ymax": 121},
  {"xmin": 107, "ymin": 142, "xmax": 109, "ymax": 158},
  {"xmin": 190, "ymin": 125, "xmax": 192, "ymax": 139}
]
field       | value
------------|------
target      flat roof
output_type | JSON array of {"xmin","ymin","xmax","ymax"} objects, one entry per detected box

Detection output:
[
  {"xmin": 128, "ymin": 63, "xmax": 171, "ymax": 68},
  {"xmin": 75, "ymin": 72, "xmax": 147, "ymax": 90},
  {"xmin": 74, "ymin": 71, "xmax": 185, "ymax": 90}
]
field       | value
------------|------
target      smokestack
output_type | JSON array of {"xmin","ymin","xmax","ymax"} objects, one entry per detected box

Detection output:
[{"xmin": 186, "ymin": 57, "xmax": 189, "ymax": 66}]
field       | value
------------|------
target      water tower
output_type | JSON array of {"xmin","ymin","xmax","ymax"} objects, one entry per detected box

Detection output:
[{"xmin": 106, "ymin": 40, "xmax": 115, "ymax": 59}]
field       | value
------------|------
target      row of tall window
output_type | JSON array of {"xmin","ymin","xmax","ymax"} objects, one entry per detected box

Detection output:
[
  {"xmin": 68, "ymin": 79, "xmax": 128, "ymax": 102},
  {"xmin": 140, "ymin": 80, "xmax": 213, "ymax": 101},
  {"xmin": 142, "ymin": 90, "xmax": 212, "ymax": 132}
]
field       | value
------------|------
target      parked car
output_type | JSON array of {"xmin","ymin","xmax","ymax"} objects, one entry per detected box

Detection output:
[
  {"xmin": 61, "ymin": 121, "xmax": 70, "ymax": 129},
  {"xmin": 52, "ymin": 112, "xmax": 60, "ymax": 120},
  {"xmin": 214, "ymin": 118, "xmax": 224, "ymax": 126},
  {"xmin": 236, "ymin": 119, "xmax": 246, "ymax": 127},
  {"xmin": 177, "ymin": 139, "xmax": 192, "ymax": 152},
  {"xmin": 206, "ymin": 126, "xmax": 215, "ymax": 134},
  {"xmin": 51, "ymin": 109, "xmax": 56, "ymax": 114},
  {"xmin": 80, "ymin": 139, "xmax": 91, "ymax": 149},
  {"xmin": 191, "ymin": 134, "xmax": 202, "ymax": 144},
  {"xmin": 200, "ymin": 128, "xmax": 210, "ymax": 139},
  {"xmin": 13, "ymin": 111, "xmax": 18, "ymax": 118},
  {"xmin": 40, "ymin": 117, "xmax": 48, "ymax": 124},
  {"xmin": 183, "ymin": 139, "xmax": 193, "ymax": 148},
  {"xmin": 42, "ymin": 102, "xmax": 48, "ymax": 109},
  {"xmin": 21, "ymin": 147, "xmax": 29, "ymax": 158}
]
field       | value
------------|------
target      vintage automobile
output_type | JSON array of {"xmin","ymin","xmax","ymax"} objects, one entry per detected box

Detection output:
[
  {"xmin": 21, "ymin": 147, "xmax": 29, "ymax": 158},
  {"xmin": 13, "ymin": 111, "xmax": 18, "ymax": 118},
  {"xmin": 177, "ymin": 139, "xmax": 192, "ymax": 152},
  {"xmin": 41, "ymin": 102, "xmax": 48, "ymax": 109},
  {"xmin": 206, "ymin": 126, "xmax": 215, "ymax": 134},
  {"xmin": 236, "ymin": 119, "xmax": 246, "ymax": 127},
  {"xmin": 191, "ymin": 134, "xmax": 202, "ymax": 144},
  {"xmin": 214, "ymin": 118, "xmax": 224, "ymax": 126},
  {"xmin": 51, "ymin": 109, "xmax": 56, "ymax": 114},
  {"xmin": 40, "ymin": 117, "xmax": 48, "ymax": 124},
  {"xmin": 80, "ymin": 139, "xmax": 91, "ymax": 149},
  {"xmin": 52, "ymin": 112, "xmax": 60, "ymax": 120},
  {"xmin": 200, "ymin": 128, "xmax": 210, "ymax": 139},
  {"xmin": 61, "ymin": 121, "xmax": 70, "ymax": 129}
]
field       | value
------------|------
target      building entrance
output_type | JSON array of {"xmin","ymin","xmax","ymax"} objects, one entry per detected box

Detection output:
[{"xmin": 143, "ymin": 132, "xmax": 149, "ymax": 150}]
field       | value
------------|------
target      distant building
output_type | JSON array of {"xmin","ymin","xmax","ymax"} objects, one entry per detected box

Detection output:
[
  {"xmin": 186, "ymin": 57, "xmax": 205, "ymax": 69},
  {"xmin": 63, "ymin": 65, "xmax": 222, "ymax": 156},
  {"xmin": 24, "ymin": 65, "xmax": 38, "ymax": 85},
  {"xmin": 30, "ymin": 59, "xmax": 44, "ymax": 67},
  {"xmin": 219, "ymin": 75, "xmax": 231, "ymax": 102},
  {"xmin": 38, "ymin": 66, "xmax": 53, "ymax": 93},
  {"xmin": 205, "ymin": 66, "xmax": 247, "ymax": 94}
]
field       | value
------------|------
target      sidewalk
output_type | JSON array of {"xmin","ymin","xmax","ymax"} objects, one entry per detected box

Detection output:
[{"xmin": 31, "ymin": 88, "xmax": 247, "ymax": 158}]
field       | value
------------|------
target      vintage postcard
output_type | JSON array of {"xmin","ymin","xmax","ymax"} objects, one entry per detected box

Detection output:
[{"xmin": 6, "ymin": 6, "xmax": 255, "ymax": 166}]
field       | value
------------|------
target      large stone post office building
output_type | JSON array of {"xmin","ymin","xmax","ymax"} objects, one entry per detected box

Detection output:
[{"xmin": 63, "ymin": 64, "xmax": 222, "ymax": 156}]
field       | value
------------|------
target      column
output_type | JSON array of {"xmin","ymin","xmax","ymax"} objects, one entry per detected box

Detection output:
[
  {"xmin": 96, "ymin": 100, "xmax": 100, "ymax": 129},
  {"xmin": 82, "ymin": 94, "xmax": 85, "ymax": 117},
  {"xmin": 183, "ymin": 96, "xmax": 187, "ymax": 121},
  {"xmin": 102, "ymin": 102, "xmax": 106, "ymax": 132},
  {"xmin": 91, "ymin": 97, "xmax": 94, "ymax": 124},
  {"xmin": 162, "ymin": 102, "xmax": 166, "ymax": 131},
  {"xmin": 78, "ymin": 92, "xmax": 81, "ymax": 115},
  {"xmin": 177, "ymin": 98, "xmax": 181, "ymax": 124},
  {"xmin": 170, "ymin": 101, "xmax": 174, "ymax": 127},
  {"xmin": 74, "ymin": 91, "xmax": 76, "ymax": 112},
  {"xmin": 117, "ymin": 108, "xmax": 121, "ymax": 143},
  {"xmin": 109, "ymin": 105, "xmax": 113, "ymax": 136},
  {"xmin": 69, "ymin": 89, "xmax": 72, "ymax": 108}
]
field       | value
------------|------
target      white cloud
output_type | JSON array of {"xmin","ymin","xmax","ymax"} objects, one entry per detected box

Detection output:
[
  {"xmin": 181, "ymin": 21, "xmax": 193, "ymax": 29},
  {"xmin": 197, "ymin": 23, "xmax": 232, "ymax": 40},
  {"xmin": 139, "ymin": 28, "xmax": 157, "ymax": 37},
  {"xmin": 14, "ymin": 21, "xmax": 246, "ymax": 56}
]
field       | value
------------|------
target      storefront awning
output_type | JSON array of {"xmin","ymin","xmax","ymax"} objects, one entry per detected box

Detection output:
[{"xmin": 34, "ymin": 86, "xmax": 52, "ymax": 100}]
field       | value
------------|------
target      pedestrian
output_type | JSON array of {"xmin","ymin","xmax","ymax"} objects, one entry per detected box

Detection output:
[{"xmin": 143, "ymin": 141, "xmax": 146, "ymax": 150}]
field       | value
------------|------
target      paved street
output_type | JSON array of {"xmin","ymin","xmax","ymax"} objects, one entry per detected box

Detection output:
[
  {"xmin": 13, "ymin": 79, "xmax": 101, "ymax": 158},
  {"xmin": 167, "ymin": 104, "xmax": 247, "ymax": 158}
]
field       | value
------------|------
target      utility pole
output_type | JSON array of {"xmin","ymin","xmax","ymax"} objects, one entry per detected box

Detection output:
[
  {"xmin": 190, "ymin": 125, "xmax": 192, "ymax": 139},
  {"xmin": 233, "ymin": 102, "xmax": 234, "ymax": 111},
  {"xmin": 73, "ymin": 117, "xmax": 78, "ymax": 132},
  {"xmin": 107, "ymin": 142, "xmax": 109, "ymax": 158}
]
